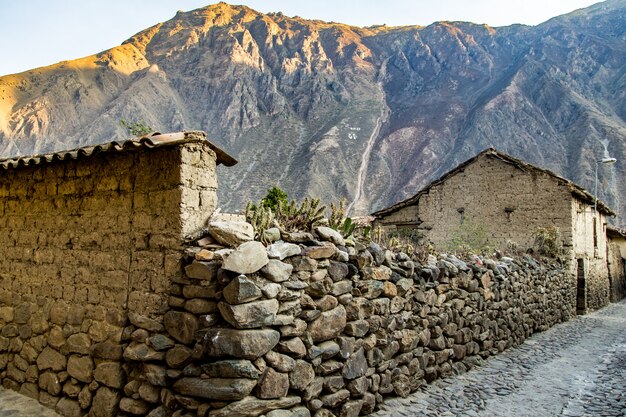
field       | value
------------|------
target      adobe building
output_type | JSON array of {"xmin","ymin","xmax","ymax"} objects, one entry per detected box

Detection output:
[
  {"xmin": 0, "ymin": 131, "xmax": 236, "ymax": 415},
  {"xmin": 607, "ymin": 226, "xmax": 626, "ymax": 302},
  {"xmin": 372, "ymin": 148, "xmax": 620, "ymax": 312}
]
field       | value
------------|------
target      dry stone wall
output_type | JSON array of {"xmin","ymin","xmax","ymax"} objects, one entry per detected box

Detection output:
[
  {"xmin": 124, "ymin": 221, "xmax": 574, "ymax": 417},
  {"xmin": 0, "ymin": 140, "xmax": 218, "ymax": 417},
  {"xmin": 0, "ymin": 140, "xmax": 581, "ymax": 417},
  {"xmin": 376, "ymin": 153, "xmax": 613, "ymax": 313}
]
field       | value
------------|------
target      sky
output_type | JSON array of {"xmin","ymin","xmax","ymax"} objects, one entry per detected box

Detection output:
[{"xmin": 0, "ymin": 0, "xmax": 602, "ymax": 76}]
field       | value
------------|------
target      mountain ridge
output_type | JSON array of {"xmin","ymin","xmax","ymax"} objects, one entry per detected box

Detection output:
[{"xmin": 1, "ymin": 1, "xmax": 625, "ymax": 225}]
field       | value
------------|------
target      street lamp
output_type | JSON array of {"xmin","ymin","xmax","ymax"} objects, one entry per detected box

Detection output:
[{"xmin": 594, "ymin": 157, "xmax": 617, "ymax": 215}]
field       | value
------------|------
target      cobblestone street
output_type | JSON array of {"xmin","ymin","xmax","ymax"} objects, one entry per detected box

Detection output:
[
  {"xmin": 0, "ymin": 388, "xmax": 59, "ymax": 417},
  {"xmin": 374, "ymin": 299, "xmax": 626, "ymax": 417},
  {"xmin": 1, "ymin": 300, "xmax": 624, "ymax": 417}
]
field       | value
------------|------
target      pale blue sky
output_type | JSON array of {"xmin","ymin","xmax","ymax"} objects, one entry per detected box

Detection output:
[{"xmin": 0, "ymin": 0, "xmax": 601, "ymax": 76}]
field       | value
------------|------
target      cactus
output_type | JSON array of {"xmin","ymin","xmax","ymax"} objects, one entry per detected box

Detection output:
[
  {"xmin": 245, "ymin": 202, "xmax": 275, "ymax": 244},
  {"xmin": 277, "ymin": 197, "xmax": 326, "ymax": 232},
  {"xmin": 328, "ymin": 200, "xmax": 347, "ymax": 230},
  {"xmin": 341, "ymin": 217, "xmax": 356, "ymax": 238}
]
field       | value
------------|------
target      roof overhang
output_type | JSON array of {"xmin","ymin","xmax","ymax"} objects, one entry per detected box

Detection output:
[
  {"xmin": 0, "ymin": 130, "xmax": 238, "ymax": 170},
  {"xmin": 372, "ymin": 148, "xmax": 616, "ymax": 218}
]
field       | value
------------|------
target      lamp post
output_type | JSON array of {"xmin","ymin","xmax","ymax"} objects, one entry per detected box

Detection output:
[{"xmin": 594, "ymin": 157, "xmax": 617, "ymax": 215}]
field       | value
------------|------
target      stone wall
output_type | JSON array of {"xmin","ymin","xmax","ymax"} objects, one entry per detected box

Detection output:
[
  {"xmin": 0, "ymin": 141, "xmax": 594, "ymax": 417},
  {"xmin": 375, "ymin": 153, "xmax": 612, "ymax": 313},
  {"xmin": 0, "ymin": 139, "xmax": 218, "ymax": 416},
  {"xmin": 123, "ymin": 221, "xmax": 574, "ymax": 417},
  {"xmin": 376, "ymin": 154, "xmax": 576, "ymax": 251}
]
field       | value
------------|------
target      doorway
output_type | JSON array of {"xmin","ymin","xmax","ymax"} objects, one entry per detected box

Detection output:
[{"xmin": 576, "ymin": 258, "xmax": 586, "ymax": 314}]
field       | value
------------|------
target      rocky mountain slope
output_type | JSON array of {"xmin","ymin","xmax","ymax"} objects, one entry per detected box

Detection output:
[{"xmin": 1, "ymin": 1, "xmax": 625, "ymax": 224}]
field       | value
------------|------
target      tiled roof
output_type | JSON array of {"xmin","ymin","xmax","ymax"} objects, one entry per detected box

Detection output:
[
  {"xmin": 372, "ymin": 148, "xmax": 615, "ymax": 218},
  {"xmin": 0, "ymin": 131, "xmax": 238, "ymax": 170},
  {"xmin": 607, "ymin": 225, "xmax": 626, "ymax": 238}
]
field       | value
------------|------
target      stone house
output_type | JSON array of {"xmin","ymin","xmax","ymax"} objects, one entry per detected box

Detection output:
[
  {"xmin": 607, "ymin": 226, "xmax": 626, "ymax": 302},
  {"xmin": 372, "ymin": 148, "xmax": 618, "ymax": 312},
  {"xmin": 0, "ymin": 131, "xmax": 236, "ymax": 415}
]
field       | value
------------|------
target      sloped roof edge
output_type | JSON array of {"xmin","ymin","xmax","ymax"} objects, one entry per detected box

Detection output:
[
  {"xmin": 372, "ymin": 148, "xmax": 615, "ymax": 218},
  {"xmin": 0, "ymin": 131, "xmax": 238, "ymax": 170},
  {"xmin": 607, "ymin": 225, "xmax": 626, "ymax": 238}
]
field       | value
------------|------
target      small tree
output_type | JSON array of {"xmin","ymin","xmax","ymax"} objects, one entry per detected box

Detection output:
[{"xmin": 261, "ymin": 186, "xmax": 288, "ymax": 212}]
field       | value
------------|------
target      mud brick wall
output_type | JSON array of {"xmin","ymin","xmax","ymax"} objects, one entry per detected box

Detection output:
[
  {"xmin": 607, "ymin": 233, "xmax": 626, "ymax": 302},
  {"xmin": 376, "ymin": 153, "xmax": 612, "ymax": 312},
  {"xmin": 0, "ymin": 140, "xmax": 218, "ymax": 416},
  {"xmin": 570, "ymin": 199, "xmax": 611, "ymax": 312},
  {"xmin": 125, "ymin": 223, "xmax": 574, "ymax": 417},
  {"xmin": 381, "ymin": 154, "xmax": 576, "ymax": 251}
]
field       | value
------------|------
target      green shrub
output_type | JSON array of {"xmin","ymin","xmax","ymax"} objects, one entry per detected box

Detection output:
[
  {"xmin": 261, "ymin": 186, "xmax": 288, "ymax": 212},
  {"xmin": 532, "ymin": 226, "xmax": 562, "ymax": 258},
  {"xmin": 120, "ymin": 119, "xmax": 153, "ymax": 136}
]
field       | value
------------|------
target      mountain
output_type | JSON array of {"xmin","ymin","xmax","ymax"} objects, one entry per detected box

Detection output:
[{"xmin": 1, "ymin": 1, "xmax": 625, "ymax": 225}]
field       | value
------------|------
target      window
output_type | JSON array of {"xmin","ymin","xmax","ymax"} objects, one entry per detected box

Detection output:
[{"xmin": 457, "ymin": 207, "xmax": 465, "ymax": 224}]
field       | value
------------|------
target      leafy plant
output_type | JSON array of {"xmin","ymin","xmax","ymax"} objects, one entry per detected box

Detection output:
[
  {"xmin": 260, "ymin": 186, "xmax": 288, "ymax": 212},
  {"xmin": 532, "ymin": 226, "xmax": 562, "ymax": 258},
  {"xmin": 362, "ymin": 225, "xmax": 372, "ymax": 242},
  {"xmin": 120, "ymin": 119, "xmax": 153, "ymax": 136},
  {"xmin": 327, "ymin": 200, "xmax": 359, "ymax": 238}
]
